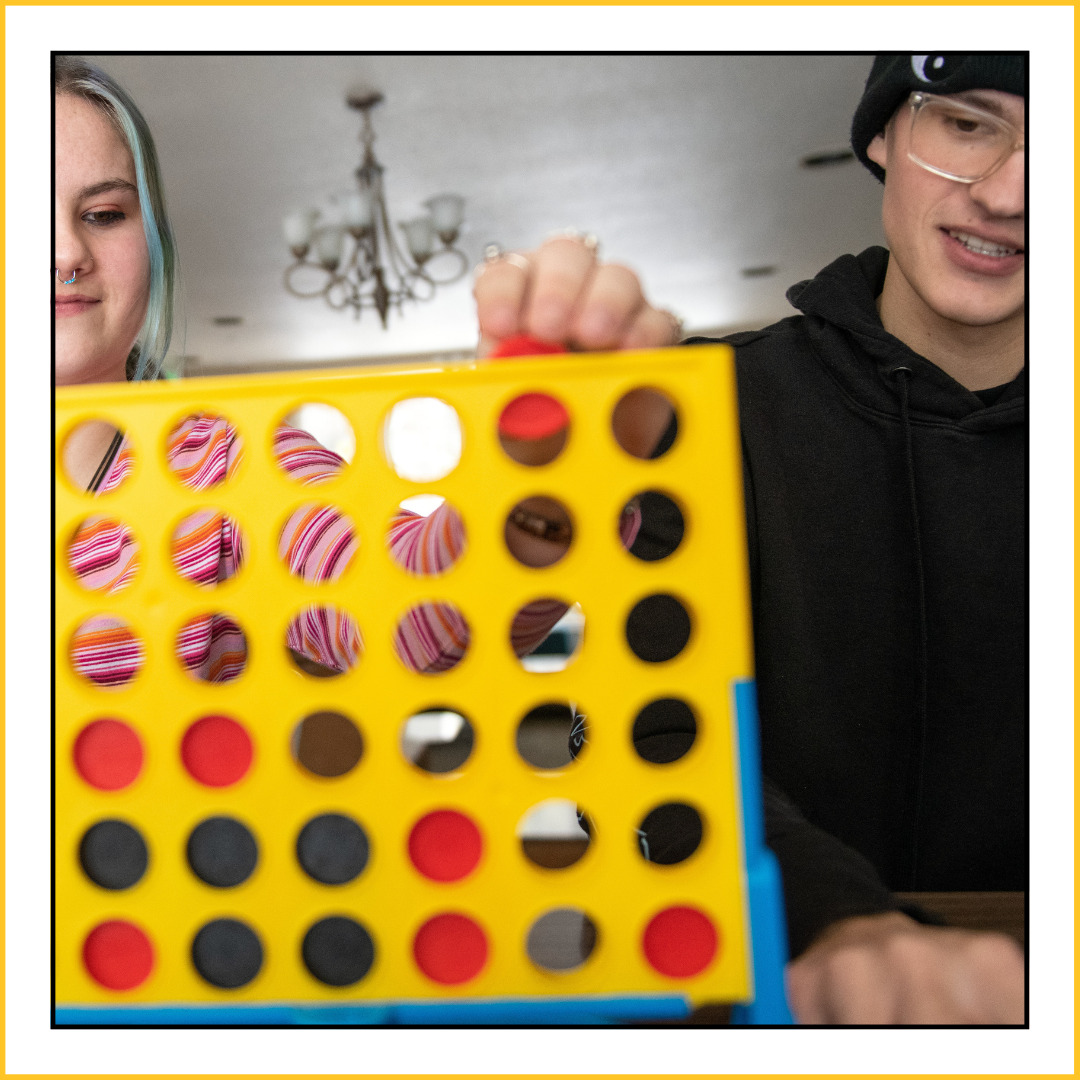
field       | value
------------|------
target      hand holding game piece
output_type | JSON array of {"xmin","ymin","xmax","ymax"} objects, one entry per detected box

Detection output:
[{"xmin": 474, "ymin": 234, "xmax": 682, "ymax": 357}]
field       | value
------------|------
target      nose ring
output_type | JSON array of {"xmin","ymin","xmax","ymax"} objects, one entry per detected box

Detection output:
[{"xmin": 56, "ymin": 268, "xmax": 77, "ymax": 285}]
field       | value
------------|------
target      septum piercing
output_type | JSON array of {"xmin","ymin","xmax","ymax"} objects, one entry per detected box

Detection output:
[{"xmin": 56, "ymin": 269, "xmax": 77, "ymax": 285}]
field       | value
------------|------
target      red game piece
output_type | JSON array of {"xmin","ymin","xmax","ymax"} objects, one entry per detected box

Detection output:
[
  {"xmin": 180, "ymin": 715, "xmax": 253, "ymax": 787},
  {"xmin": 73, "ymin": 719, "xmax": 144, "ymax": 791},
  {"xmin": 642, "ymin": 906, "xmax": 719, "ymax": 978},
  {"xmin": 413, "ymin": 912, "xmax": 488, "ymax": 985},
  {"xmin": 83, "ymin": 920, "xmax": 154, "ymax": 991},
  {"xmin": 407, "ymin": 809, "xmax": 483, "ymax": 882}
]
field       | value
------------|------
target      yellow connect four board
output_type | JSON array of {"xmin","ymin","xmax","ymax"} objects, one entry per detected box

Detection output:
[{"xmin": 55, "ymin": 343, "xmax": 761, "ymax": 1023}]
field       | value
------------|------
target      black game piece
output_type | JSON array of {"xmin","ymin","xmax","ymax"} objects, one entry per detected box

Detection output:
[
  {"xmin": 187, "ymin": 817, "xmax": 258, "ymax": 888},
  {"xmin": 296, "ymin": 814, "xmax": 369, "ymax": 885},
  {"xmin": 78, "ymin": 819, "xmax": 148, "ymax": 890},
  {"xmin": 191, "ymin": 918, "xmax": 263, "ymax": 989},
  {"xmin": 302, "ymin": 916, "xmax": 376, "ymax": 986}
]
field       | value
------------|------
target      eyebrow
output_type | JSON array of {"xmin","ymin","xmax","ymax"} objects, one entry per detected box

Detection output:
[
  {"xmin": 77, "ymin": 178, "xmax": 138, "ymax": 200},
  {"xmin": 954, "ymin": 93, "xmax": 1008, "ymax": 119}
]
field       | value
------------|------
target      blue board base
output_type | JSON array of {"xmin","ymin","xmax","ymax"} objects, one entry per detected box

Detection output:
[{"xmin": 55, "ymin": 994, "xmax": 690, "ymax": 1026}]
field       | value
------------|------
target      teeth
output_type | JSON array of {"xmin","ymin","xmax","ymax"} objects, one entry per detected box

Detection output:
[{"xmin": 949, "ymin": 230, "xmax": 1020, "ymax": 257}]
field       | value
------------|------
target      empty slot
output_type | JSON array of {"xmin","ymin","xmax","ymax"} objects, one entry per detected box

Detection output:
[
  {"xmin": 513, "ymin": 600, "xmax": 582, "ymax": 673},
  {"xmin": 177, "ymin": 612, "xmax": 248, "ymax": 683},
  {"xmin": 401, "ymin": 709, "xmax": 474, "ymax": 773},
  {"xmin": 625, "ymin": 594, "xmax": 691, "ymax": 663},
  {"xmin": 286, "ymin": 605, "xmax": 363, "ymax": 677},
  {"xmin": 498, "ymin": 393, "xmax": 570, "ymax": 466},
  {"xmin": 277, "ymin": 403, "xmax": 355, "ymax": 484},
  {"xmin": 383, "ymin": 397, "xmax": 462, "ymax": 482},
  {"xmin": 292, "ymin": 711, "xmax": 364, "ymax": 778},
  {"xmin": 505, "ymin": 496, "xmax": 573, "ymax": 568},
  {"xmin": 526, "ymin": 908, "xmax": 598, "ymax": 972},
  {"xmin": 612, "ymin": 388, "xmax": 678, "ymax": 459},
  {"xmin": 393, "ymin": 603, "xmax": 470, "ymax": 674},
  {"xmin": 516, "ymin": 702, "xmax": 587, "ymax": 769},
  {"xmin": 70, "ymin": 615, "xmax": 144, "ymax": 689},
  {"xmin": 62, "ymin": 420, "xmax": 132, "ymax": 494},
  {"xmin": 637, "ymin": 802, "xmax": 703, "ymax": 865},
  {"xmin": 518, "ymin": 799, "xmax": 592, "ymax": 869},
  {"xmin": 166, "ymin": 413, "xmax": 242, "ymax": 491},
  {"xmin": 171, "ymin": 510, "xmax": 244, "ymax": 588},
  {"xmin": 67, "ymin": 516, "xmax": 140, "ymax": 593},
  {"xmin": 632, "ymin": 698, "xmax": 698, "ymax": 764},
  {"xmin": 388, "ymin": 497, "xmax": 467, "ymax": 576},
  {"xmin": 622, "ymin": 491, "xmax": 685, "ymax": 562},
  {"xmin": 278, "ymin": 503, "xmax": 358, "ymax": 583}
]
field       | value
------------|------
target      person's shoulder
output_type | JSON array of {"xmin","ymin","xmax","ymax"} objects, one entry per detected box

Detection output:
[
  {"xmin": 273, "ymin": 425, "xmax": 347, "ymax": 485},
  {"xmin": 683, "ymin": 313, "xmax": 810, "ymax": 361}
]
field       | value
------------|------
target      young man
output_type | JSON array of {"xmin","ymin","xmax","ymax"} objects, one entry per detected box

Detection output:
[{"xmin": 474, "ymin": 53, "xmax": 1026, "ymax": 1024}]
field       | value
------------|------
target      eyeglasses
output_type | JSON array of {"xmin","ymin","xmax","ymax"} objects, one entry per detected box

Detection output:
[{"xmin": 907, "ymin": 92, "xmax": 1025, "ymax": 184}]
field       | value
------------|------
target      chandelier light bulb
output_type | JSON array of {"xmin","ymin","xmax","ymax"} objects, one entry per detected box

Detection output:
[
  {"xmin": 282, "ymin": 208, "xmax": 319, "ymax": 252},
  {"xmin": 424, "ymin": 194, "xmax": 466, "ymax": 238},
  {"xmin": 342, "ymin": 190, "xmax": 374, "ymax": 230},
  {"xmin": 315, "ymin": 225, "xmax": 345, "ymax": 271},
  {"xmin": 399, "ymin": 217, "xmax": 436, "ymax": 262}
]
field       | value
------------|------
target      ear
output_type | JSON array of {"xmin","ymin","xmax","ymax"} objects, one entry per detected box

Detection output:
[{"xmin": 866, "ymin": 132, "xmax": 888, "ymax": 170}]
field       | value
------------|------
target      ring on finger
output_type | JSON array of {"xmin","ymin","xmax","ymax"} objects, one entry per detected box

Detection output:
[
  {"xmin": 474, "ymin": 245, "xmax": 531, "ymax": 282},
  {"xmin": 546, "ymin": 228, "xmax": 599, "ymax": 255}
]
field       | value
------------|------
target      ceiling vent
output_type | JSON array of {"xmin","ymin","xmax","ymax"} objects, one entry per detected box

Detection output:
[{"xmin": 800, "ymin": 149, "xmax": 855, "ymax": 168}]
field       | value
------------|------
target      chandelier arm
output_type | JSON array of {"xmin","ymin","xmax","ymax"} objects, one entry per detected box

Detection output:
[
  {"xmin": 418, "ymin": 247, "xmax": 469, "ymax": 287},
  {"xmin": 283, "ymin": 261, "xmax": 335, "ymax": 299}
]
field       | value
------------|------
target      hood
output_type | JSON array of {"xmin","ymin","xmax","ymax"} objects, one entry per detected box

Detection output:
[{"xmin": 786, "ymin": 246, "xmax": 1025, "ymax": 430}]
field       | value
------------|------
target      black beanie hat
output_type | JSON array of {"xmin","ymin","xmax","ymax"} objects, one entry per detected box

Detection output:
[{"xmin": 851, "ymin": 53, "xmax": 1027, "ymax": 182}]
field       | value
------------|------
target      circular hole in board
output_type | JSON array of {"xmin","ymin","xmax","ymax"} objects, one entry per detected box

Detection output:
[
  {"xmin": 286, "ymin": 605, "xmax": 363, "ymax": 678},
  {"xmin": 611, "ymin": 388, "xmax": 678, "ymax": 460},
  {"xmin": 176, "ymin": 612, "xmax": 248, "ymax": 684},
  {"xmin": 73, "ymin": 719, "xmax": 144, "ymax": 791},
  {"xmin": 67, "ymin": 516, "xmax": 140, "ymax": 593},
  {"xmin": 388, "ymin": 496, "xmax": 467, "ymax": 577},
  {"xmin": 632, "ymin": 698, "xmax": 698, "ymax": 765},
  {"xmin": 292, "ymin": 711, "xmax": 364, "ymax": 778},
  {"xmin": 296, "ymin": 813, "xmax": 370, "ymax": 885},
  {"xmin": 518, "ymin": 798, "xmax": 592, "ymax": 870},
  {"xmin": 413, "ymin": 912, "xmax": 489, "ymax": 985},
  {"xmin": 636, "ymin": 802, "xmax": 704, "ymax": 866},
  {"xmin": 276, "ymin": 403, "xmax": 355, "ymax": 484},
  {"xmin": 62, "ymin": 420, "xmax": 132, "ymax": 494},
  {"xmin": 642, "ymin": 906, "xmax": 719, "ymax": 978},
  {"xmin": 393, "ymin": 602, "xmax": 470, "ymax": 674},
  {"xmin": 504, "ymin": 496, "xmax": 573, "ymax": 568},
  {"xmin": 180, "ymin": 715, "xmax": 253, "ymax": 788},
  {"xmin": 383, "ymin": 397, "xmax": 462, "ymax": 482},
  {"xmin": 191, "ymin": 918, "xmax": 263, "ymax": 989},
  {"xmin": 512, "ymin": 600, "xmax": 582, "ymax": 673},
  {"xmin": 303, "ymin": 916, "xmax": 376, "ymax": 987},
  {"xmin": 408, "ymin": 809, "xmax": 482, "ymax": 882},
  {"xmin": 497, "ymin": 393, "xmax": 570, "ymax": 467},
  {"xmin": 278, "ymin": 503, "xmax": 358, "ymax": 583},
  {"xmin": 625, "ymin": 593, "xmax": 692, "ymax": 663},
  {"xmin": 526, "ymin": 908, "xmax": 598, "ymax": 972},
  {"xmin": 400, "ymin": 709, "xmax": 474, "ymax": 774},
  {"xmin": 186, "ymin": 816, "xmax": 258, "ymax": 888},
  {"xmin": 70, "ymin": 615, "xmax": 145, "ymax": 689},
  {"xmin": 83, "ymin": 920, "xmax": 154, "ymax": 990},
  {"xmin": 79, "ymin": 819, "xmax": 148, "ymax": 890},
  {"xmin": 165, "ymin": 413, "xmax": 242, "ymax": 491},
  {"xmin": 515, "ymin": 702, "xmax": 588, "ymax": 769},
  {"xmin": 622, "ymin": 491, "xmax": 685, "ymax": 562},
  {"xmin": 171, "ymin": 510, "xmax": 245, "ymax": 588}
]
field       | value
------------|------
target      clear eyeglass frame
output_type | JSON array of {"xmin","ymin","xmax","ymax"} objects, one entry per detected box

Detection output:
[{"xmin": 906, "ymin": 91, "xmax": 1025, "ymax": 185}]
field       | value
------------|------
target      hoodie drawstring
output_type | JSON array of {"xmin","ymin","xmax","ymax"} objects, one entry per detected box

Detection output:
[{"xmin": 892, "ymin": 367, "xmax": 929, "ymax": 888}]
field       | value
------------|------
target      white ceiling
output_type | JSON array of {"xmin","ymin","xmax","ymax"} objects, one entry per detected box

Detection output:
[{"xmin": 85, "ymin": 53, "xmax": 886, "ymax": 371}]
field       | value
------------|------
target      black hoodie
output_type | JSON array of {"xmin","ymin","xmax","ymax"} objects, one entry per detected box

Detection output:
[{"xmin": 690, "ymin": 246, "xmax": 1027, "ymax": 956}]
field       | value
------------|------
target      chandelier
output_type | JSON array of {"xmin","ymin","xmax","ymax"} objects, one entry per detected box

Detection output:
[{"xmin": 281, "ymin": 89, "xmax": 468, "ymax": 327}]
